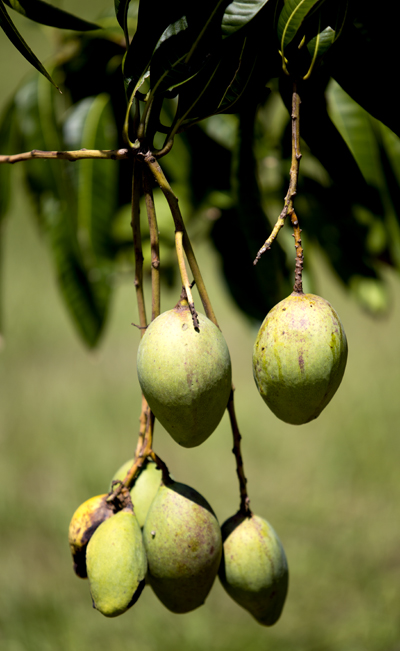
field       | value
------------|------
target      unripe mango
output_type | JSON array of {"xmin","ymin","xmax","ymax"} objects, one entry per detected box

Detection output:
[
  {"xmin": 143, "ymin": 480, "xmax": 222, "ymax": 613},
  {"xmin": 219, "ymin": 513, "xmax": 288, "ymax": 626},
  {"xmin": 137, "ymin": 302, "xmax": 232, "ymax": 447},
  {"xmin": 111, "ymin": 459, "xmax": 162, "ymax": 527},
  {"xmin": 253, "ymin": 293, "xmax": 348, "ymax": 424},
  {"xmin": 86, "ymin": 510, "xmax": 147, "ymax": 617}
]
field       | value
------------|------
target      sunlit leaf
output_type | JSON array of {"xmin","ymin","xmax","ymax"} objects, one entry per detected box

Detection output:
[
  {"xmin": 4, "ymin": 0, "xmax": 99, "ymax": 30},
  {"xmin": 276, "ymin": 0, "xmax": 324, "ymax": 48},
  {"xmin": 221, "ymin": 0, "xmax": 271, "ymax": 37}
]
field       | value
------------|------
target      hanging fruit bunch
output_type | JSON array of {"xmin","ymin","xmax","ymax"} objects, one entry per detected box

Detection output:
[{"xmin": 9, "ymin": 0, "xmax": 398, "ymax": 629}]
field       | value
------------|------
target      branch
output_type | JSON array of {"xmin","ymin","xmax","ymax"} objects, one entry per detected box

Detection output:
[{"xmin": 0, "ymin": 148, "xmax": 130, "ymax": 164}]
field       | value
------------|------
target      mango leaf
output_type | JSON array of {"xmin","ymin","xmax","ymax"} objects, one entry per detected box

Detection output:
[
  {"xmin": 276, "ymin": 0, "xmax": 324, "ymax": 49},
  {"xmin": 330, "ymin": 13, "xmax": 399, "ymax": 137},
  {"xmin": 0, "ymin": 1, "xmax": 58, "ymax": 88},
  {"xmin": 3, "ymin": 0, "xmax": 99, "ymax": 30},
  {"xmin": 327, "ymin": 80, "xmax": 384, "ymax": 189},
  {"xmin": 0, "ymin": 100, "xmax": 21, "ymax": 220},
  {"xmin": 13, "ymin": 73, "xmax": 109, "ymax": 346},
  {"xmin": 221, "ymin": 0, "xmax": 272, "ymax": 38},
  {"xmin": 114, "ymin": 0, "xmax": 130, "ymax": 43},
  {"xmin": 123, "ymin": 0, "xmax": 188, "ymax": 97},
  {"xmin": 63, "ymin": 94, "xmax": 118, "ymax": 262}
]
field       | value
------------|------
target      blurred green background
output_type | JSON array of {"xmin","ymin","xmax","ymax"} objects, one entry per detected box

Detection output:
[{"xmin": 1, "ymin": 3, "xmax": 400, "ymax": 650}]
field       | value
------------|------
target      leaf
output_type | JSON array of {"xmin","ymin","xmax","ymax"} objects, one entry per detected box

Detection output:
[
  {"xmin": 327, "ymin": 79, "xmax": 384, "ymax": 188},
  {"xmin": 3, "ymin": 0, "xmax": 99, "ymax": 30},
  {"xmin": 0, "ymin": 1, "xmax": 58, "ymax": 88},
  {"xmin": 330, "ymin": 16, "xmax": 400, "ymax": 137},
  {"xmin": 114, "ymin": 0, "xmax": 130, "ymax": 43},
  {"xmin": 221, "ymin": 0, "xmax": 271, "ymax": 38},
  {"xmin": 63, "ymin": 94, "xmax": 118, "ymax": 261},
  {"xmin": 14, "ymin": 73, "xmax": 110, "ymax": 346},
  {"xmin": 276, "ymin": 0, "xmax": 324, "ymax": 49},
  {"xmin": 0, "ymin": 100, "xmax": 20, "ymax": 220}
]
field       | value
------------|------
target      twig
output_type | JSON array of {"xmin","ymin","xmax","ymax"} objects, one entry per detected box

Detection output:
[
  {"xmin": 0, "ymin": 148, "xmax": 130, "ymax": 164},
  {"xmin": 254, "ymin": 81, "xmax": 302, "ymax": 264},
  {"xmin": 227, "ymin": 388, "xmax": 251, "ymax": 516}
]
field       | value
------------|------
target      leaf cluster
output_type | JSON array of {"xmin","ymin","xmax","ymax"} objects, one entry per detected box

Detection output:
[{"xmin": 1, "ymin": 0, "xmax": 400, "ymax": 346}]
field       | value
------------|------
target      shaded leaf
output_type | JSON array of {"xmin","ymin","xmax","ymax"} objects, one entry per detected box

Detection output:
[
  {"xmin": 4, "ymin": 0, "xmax": 99, "ymax": 30},
  {"xmin": 114, "ymin": 0, "xmax": 130, "ymax": 43},
  {"xmin": 63, "ymin": 94, "xmax": 118, "ymax": 261},
  {"xmin": 0, "ymin": 1, "xmax": 58, "ymax": 88},
  {"xmin": 13, "ymin": 73, "xmax": 109, "ymax": 346}
]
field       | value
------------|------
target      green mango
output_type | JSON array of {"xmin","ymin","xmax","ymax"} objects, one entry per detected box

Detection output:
[
  {"xmin": 219, "ymin": 513, "xmax": 288, "ymax": 626},
  {"xmin": 86, "ymin": 510, "xmax": 147, "ymax": 617},
  {"xmin": 253, "ymin": 293, "xmax": 348, "ymax": 424},
  {"xmin": 143, "ymin": 480, "xmax": 222, "ymax": 613},
  {"xmin": 111, "ymin": 459, "xmax": 162, "ymax": 527},
  {"xmin": 137, "ymin": 301, "xmax": 232, "ymax": 447}
]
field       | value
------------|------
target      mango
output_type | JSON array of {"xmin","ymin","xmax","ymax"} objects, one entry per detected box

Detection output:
[
  {"xmin": 253, "ymin": 293, "xmax": 348, "ymax": 424},
  {"xmin": 86, "ymin": 510, "xmax": 147, "ymax": 617},
  {"xmin": 137, "ymin": 301, "xmax": 232, "ymax": 447},
  {"xmin": 68, "ymin": 494, "xmax": 114, "ymax": 578},
  {"xmin": 219, "ymin": 513, "xmax": 288, "ymax": 626},
  {"xmin": 143, "ymin": 480, "xmax": 222, "ymax": 613}
]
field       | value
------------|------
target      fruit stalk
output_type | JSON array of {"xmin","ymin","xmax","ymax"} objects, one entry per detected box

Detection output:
[
  {"xmin": 291, "ymin": 210, "xmax": 304, "ymax": 294},
  {"xmin": 254, "ymin": 80, "xmax": 302, "ymax": 264},
  {"xmin": 227, "ymin": 389, "xmax": 251, "ymax": 516},
  {"xmin": 143, "ymin": 150, "xmax": 218, "ymax": 326},
  {"xmin": 142, "ymin": 167, "xmax": 160, "ymax": 320},
  {"xmin": 175, "ymin": 231, "xmax": 199, "ymax": 329},
  {"xmin": 130, "ymin": 159, "xmax": 147, "ymax": 332}
]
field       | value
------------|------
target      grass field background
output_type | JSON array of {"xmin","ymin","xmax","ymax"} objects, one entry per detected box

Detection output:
[{"xmin": 1, "ymin": 5, "xmax": 400, "ymax": 650}]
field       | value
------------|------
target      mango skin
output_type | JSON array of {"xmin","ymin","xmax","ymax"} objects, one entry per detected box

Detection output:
[
  {"xmin": 86, "ymin": 510, "xmax": 147, "ymax": 617},
  {"xmin": 143, "ymin": 481, "xmax": 222, "ymax": 613},
  {"xmin": 253, "ymin": 293, "xmax": 348, "ymax": 424},
  {"xmin": 111, "ymin": 459, "xmax": 162, "ymax": 528},
  {"xmin": 219, "ymin": 513, "xmax": 288, "ymax": 626},
  {"xmin": 137, "ymin": 304, "xmax": 232, "ymax": 447}
]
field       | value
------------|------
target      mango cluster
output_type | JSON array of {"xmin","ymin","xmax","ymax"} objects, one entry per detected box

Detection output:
[{"xmin": 68, "ymin": 460, "xmax": 288, "ymax": 624}]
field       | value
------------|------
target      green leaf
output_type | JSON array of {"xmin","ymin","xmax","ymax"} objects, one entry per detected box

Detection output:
[
  {"xmin": 3, "ymin": 0, "xmax": 99, "ymax": 30},
  {"xmin": 277, "ymin": 0, "xmax": 324, "ymax": 48},
  {"xmin": 0, "ymin": 1, "xmax": 58, "ymax": 88},
  {"xmin": 63, "ymin": 94, "xmax": 118, "ymax": 261},
  {"xmin": 14, "ymin": 73, "xmax": 110, "ymax": 346},
  {"xmin": 221, "ymin": 0, "xmax": 271, "ymax": 38},
  {"xmin": 327, "ymin": 80, "xmax": 383, "ymax": 188}
]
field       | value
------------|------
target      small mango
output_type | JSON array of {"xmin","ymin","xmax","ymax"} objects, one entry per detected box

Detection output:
[
  {"xmin": 68, "ymin": 494, "xmax": 114, "ymax": 578},
  {"xmin": 219, "ymin": 512, "xmax": 288, "ymax": 626},
  {"xmin": 111, "ymin": 459, "xmax": 162, "ymax": 527},
  {"xmin": 143, "ymin": 480, "xmax": 222, "ymax": 613},
  {"xmin": 253, "ymin": 293, "xmax": 348, "ymax": 424},
  {"xmin": 137, "ymin": 301, "xmax": 232, "ymax": 447},
  {"xmin": 86, "ymin": 510, "xmax": 147, "ymax": 617}
]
